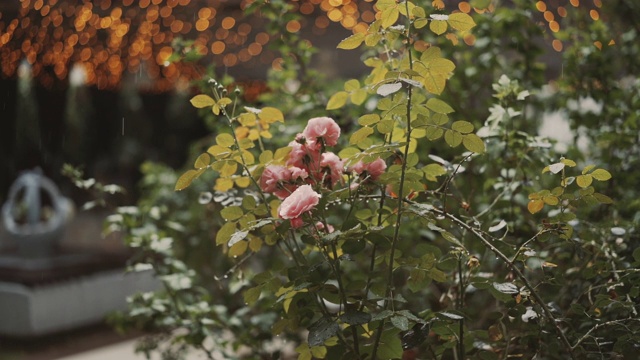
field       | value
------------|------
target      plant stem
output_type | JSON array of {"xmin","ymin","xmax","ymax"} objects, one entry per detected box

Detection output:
[
  {"xmin": 424, "ymin": 206, "xmax": 577, "ymax": 360},
  {"xmin": 457, "ymin": 255, "xmax": 465, "ymax": 359},
  {"xmin": 372, "ymin": 6, "xmax": 415, "ymax": 358}
]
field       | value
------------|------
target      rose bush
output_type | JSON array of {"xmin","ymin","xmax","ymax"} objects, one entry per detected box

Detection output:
[{"xmin": 111, "ymin": 1, "xmax": 640, "ymax": 359}]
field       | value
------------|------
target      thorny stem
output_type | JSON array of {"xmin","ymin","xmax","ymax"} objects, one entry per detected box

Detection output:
[
  {"xmin": 422, "ymin": 205, "xmax": 577, "ymax": 360},
  {"xmin": 571, "ymin": 318, "xmax": 639, "ymax": 350}
]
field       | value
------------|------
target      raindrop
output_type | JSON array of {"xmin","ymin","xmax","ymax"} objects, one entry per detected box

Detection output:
[
  {"xmin": 223, "ymin": 275, "xmax": 228, "ymax": 279},
  {"xmin": 198, "ymin": 192, "xmax": 213, "ymax": 204}
]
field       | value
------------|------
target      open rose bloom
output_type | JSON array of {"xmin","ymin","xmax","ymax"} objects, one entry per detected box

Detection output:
[{"xmin": 259, "ymin": 116, "xmax": 386, "ymax": 227}]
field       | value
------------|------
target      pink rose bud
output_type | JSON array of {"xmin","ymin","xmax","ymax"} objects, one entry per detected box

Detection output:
[
  {"xmin": 303, "ymin": 117, "xmax": 341, "ymax": 150},
  {"xmin": 290, "ymin": 217, "xmax": 305, "ymax": 229},
  {"xmin": 278, "ymin": 184, "xmax": 321, "ymax": 220},
  {"xmin": 365, "ymin": 158, "xmax": 387, "ymax": 180}
]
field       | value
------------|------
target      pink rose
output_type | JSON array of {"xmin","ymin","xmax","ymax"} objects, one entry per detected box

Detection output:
[
  {"xmin": 350, "ymin": 157, "xmax": 387, "ymax": 181},
  {"xmin": 278, "ymin": 184, "xmax": 321, "ymax": 220},
  {"xmin": 287, "ymin": 141, "xmax": 321, "ymax": 171},
  {"xmin": 319, "ymin": 152, "xmax": 344, "ymax": 187},
  {"xmin": 303, "ymin": 117, "xmax": 341, "ymax": 150},
  {"xmin": 260, "ymin": 165, "xmax": 289, "ymax": 193}
]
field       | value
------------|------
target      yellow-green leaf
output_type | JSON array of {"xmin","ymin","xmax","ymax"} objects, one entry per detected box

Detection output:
[
  {"xmin": 249, "ymin": 236, "xmax": 262, "ymax": 252},
  {"xmin": 426, "ymin": 98, "xmax": 455, "ymax": 114},
  {"xmin": 175, "ymin": 169, "xmax": 205, "ymax": 191},
  {"xmin": 259, "ymin": 107, "xmax": 284, "ymax": 123},
  {"xmin": 350, "ymin": 89, "xmax": 368, "ymax": 105},
  {"xmin": 212, "ymin": 104, "xmax": 221, "ymax": 115},
  {"xmin": 447, "ymin": 12, "xmax": 476, "ymax": 31},
  {"xmin": 358, "ymin": 114, "xmax": 381, "ymax": 126},
  {"xmin": 229, "ymin": 240, "xmax": 248, "ymax": 257},
  {"xmin": 327, "ymin": 91, "xmax": 349, "ymax": 110},
  {"xmin": 235, "ymin": 176, "xmax": 251, "ymax": 188},
  {"xmin": 560, "ymin": 158, "xmax": 577, "ymax": 167},
  {"xmin": 220, "ymin": 161, "xmax": 238, "ymax": 177},
  {"xmin": 215, "ymin": 177, "xmax": 234, "ymax": 192},
  {"xmin": 217, "ymin": 97, "xmax": 233, "ymax": 106},
  {"xmin": 576, "ymin": 174, "xmax": 593, "ymax": 188},
  {"xmin": 221, "ymin": 206, "xmax": 244, "ymax": 221},
  {"xmin": 350, "ymin": 127, "xmax": 374, "ymax": 144},
  {"xmin": 381, "ymin": 7, "xmax": 399, "ymax": 29},
  {"xmin": 528, "ymin": 199, "xmax": 544, "ymax": 214},
  {"xmin": 444, "ymin": 129, "xmax": 462, "ymax": 147},
  {"xmin": 591, "ymin": 169, "xmax": 612, "ymax": 181},
  {"xmin": 582, "ymin": 164, "xmax": 596, "ymax": 175},
  {"xmin": 430, "ymin": 20, "xmax": 448, "ymax": 35},
  {"xmin": 216, "ymin": 133, "xmax": 235, "ymax": 147},
  {"xmin": 337, "ymin": 33, "xmax": 365, "ymax": 50},
  {"xmin": 208, "ymin": 145, "xmax": 232, "ymax": 158},
  {"xmin": 243, "ymin": 286, "xmax": 262, "ymax": 306},
  {"xmin": 194, "ymin": 153, "xmax": 211, "ymax": 169},
  {"xmin": 190, "ymin": 94, "xmax": 216, "ymax": 108},
  {"xmin": 216, "ymin": 222, "xmax": 236, "ymax": 245},
  {"xmin": 414, "ymin": 18, "xmax": 428, "ymax": 29},
  {"xmin": 344, "ymin": 79, "xmax": 360, "ymax": 91},
  {"xmin": 259, "ymin": 150, "xmax": 273, "ymax": 163},
  {"xmin": 543, "ymin": 195, "xmax": 559, "ymax": 206},
  {"xmin": 462, "ymin": 134, "xmax": 485, "ymax": 153},
  {"xmin": 452, "ymin": 120, "xmax": 474, "ymax": 133}
]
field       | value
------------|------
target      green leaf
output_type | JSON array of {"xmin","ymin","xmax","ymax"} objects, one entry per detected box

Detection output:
[
  {"xmin": 194, "ymin": 153, "xmax": 211, "ymax": 169},
  {"xmin": 229, "ymin": 240, "xmax": 248, "ymax": 257},
  {"xmin": 426, "ymin": 98, "xmax": 455, "ymax": 114},
  {"xmin": 452, "ymin": 121, "xmax": 474, "ymax": 134},
  {"xmin": 220, "ymin": 206, "xmax": 243, "ymax": 221},
  {"xmin": 470, "ymin": 0, "xmax": 491, "ymax": 9},
  {"xmin": 430, "ymin": 20, "xmax": 448, "ymax": 35},
  {"xmin": 244, "ymin": 286, "xmax": 262, "ymax": 306},
  {"xmin": 377, "ymin": 119, "xmax": 394, "ymax": 134},
  {"xmin": 377, "ymin": 329, "xmax": 403, "ymax": 360},
  {"xmin": 592, "ymin": 193, "xmax": 614, "ymax": 204},
  {"xmin": 326, "ymin": 91, "xmax": 349, "ymax": 110},
  {"xmin": 308, "ymin": 317, "xmax": 340, "ymax": 347},
  {"xmin": 190, "ymin": 94, "xmax": 216, "ymax": 108},
  {"xmin": 591, "ymin": 169, "xmax": 612, "ymax": 181},
  {"xmin": 582, "ymin": 164, "xmax": 596, "ymax": 175},
  {"xmin": 175, "ymin": 169, "xmax": 205, "ymax": 191},
  {"xmin": 216, "ymin": 222, "xmax": 237, "ymax": 245},
  {"xmin": 391, "ymin": 315, "xmax": 409, "ymax": 331},
  {"xmin": 444, "ymin": 129, "xmax": 462, "ymax": 147},
  {"xmin": 576, "ymin": 174, "xmax": 593, "ymax": 188},
  {"xmin": 414, "ymin": 18, "xmax": 428, "ymax": 29},
  {"xmin": 560, "ymin": 158, "xmax": 577, "ymax": 167},
  {"xmin": 350, "ymin": 127, "xmax": 374, "ymax": 144},
  {"xmin": 358, "ymin": 114, "xmax": 381, "ymax": 126},
  {"xmin": 447, "ymin": 13, "xmax": 476, "ymax": 31},
  {"xmin": 462, "ymin": 134, "xmax": 485, "ymax": 153},
  {"xmin": 216, "ymin": 133, "xmax": 235, "ymax": 147},
  {"xmin": 339, "ymin": 311, "xmax": 371, "ymax": 325},
  {"xmin": 337, "ymin": 32, "xmax": 365, "ymax": 49}
]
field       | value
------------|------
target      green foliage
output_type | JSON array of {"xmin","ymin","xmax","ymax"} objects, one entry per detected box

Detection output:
[{"xmin": 109, "ymin": 1, "xmax": 640, "ymax": 359}]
